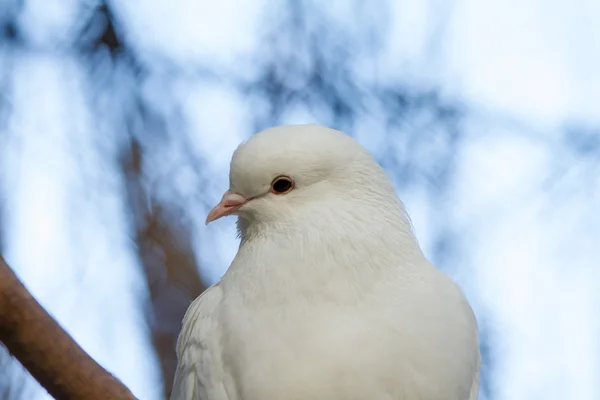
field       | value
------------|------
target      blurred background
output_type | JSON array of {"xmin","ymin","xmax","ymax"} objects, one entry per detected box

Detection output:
[{"xmin": 0, "ymin": 0, "xmax": 599, "ymax": 399}]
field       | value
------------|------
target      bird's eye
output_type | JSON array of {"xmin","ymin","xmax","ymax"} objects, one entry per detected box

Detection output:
[{"xmin": 270, "ymin": 176, "xmax": 294, "ymax": 194}]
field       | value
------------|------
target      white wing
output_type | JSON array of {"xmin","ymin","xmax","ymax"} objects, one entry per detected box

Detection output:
[{"xmin": 170, "ymin": 285, "xmax": 229, "ymax": 400}]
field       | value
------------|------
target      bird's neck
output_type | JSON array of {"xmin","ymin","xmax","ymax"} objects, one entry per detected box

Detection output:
[{"xmin": 225, "ymin": 197, "xmax": 426, "ymax": 303}]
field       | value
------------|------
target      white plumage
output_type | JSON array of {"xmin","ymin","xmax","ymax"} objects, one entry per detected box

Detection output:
[{"xmin": 171, "ymin": 124, "xmax": 480, "ymax": 400}]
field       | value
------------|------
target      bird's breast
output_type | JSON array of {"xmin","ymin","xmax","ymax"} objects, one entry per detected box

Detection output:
[{"xmin": 218, "ymin": 297, "xmax": 476, "ymax": 400}]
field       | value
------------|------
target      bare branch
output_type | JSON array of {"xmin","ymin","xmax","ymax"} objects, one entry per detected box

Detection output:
[{"xmin": 0, "ymin": 256, "xmax": 136, "ymax": 400}]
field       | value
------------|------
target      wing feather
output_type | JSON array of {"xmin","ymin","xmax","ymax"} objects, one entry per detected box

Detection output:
[{"xmin": 170, "ymin": 285, "xmax": 229, "ymax": 400}]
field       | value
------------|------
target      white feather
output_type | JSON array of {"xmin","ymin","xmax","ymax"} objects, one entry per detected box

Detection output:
[
  {"xmin": 171, "ymin": 286, "xmax": 230, "ymax": 400},
  {"xmin": 172, "ymin": 124, "xmax": 480, "ymax": 400}
]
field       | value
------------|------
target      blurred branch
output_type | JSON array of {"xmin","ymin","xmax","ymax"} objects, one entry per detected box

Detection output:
[
  {"xmin": 77, "ymin": 3, "xmax": 208, "ymax": 395},
  {"xmin": 0, "ymin": 255, "xmax": 136, "ymax": 400},
  {"xmin": 120, "ymin": 139, "xmax": 206, "ymax": 398},
  {"xmin": 0, "ymin": 0, "xmax": 22, "ymax": 47}
]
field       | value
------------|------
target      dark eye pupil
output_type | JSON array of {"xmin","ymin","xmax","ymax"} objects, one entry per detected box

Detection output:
[{"xmin": 272, "ymin": 178, "xmax": 292, "ymax": 193}]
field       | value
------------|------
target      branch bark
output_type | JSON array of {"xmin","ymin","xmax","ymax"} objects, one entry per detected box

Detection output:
[{"xmin": 0, "ymin": 255, "xmax": 137, "ymax": 400}]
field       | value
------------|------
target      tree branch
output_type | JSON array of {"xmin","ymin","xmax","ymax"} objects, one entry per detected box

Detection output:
[{"xmin": 0, "ymin": 255, "xmax": 137, "ymax": 400}]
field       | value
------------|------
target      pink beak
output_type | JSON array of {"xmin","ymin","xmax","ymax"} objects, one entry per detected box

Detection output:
[{"xmin": 206, "ymin": 190, "xmax": 249, "ymax": 225}]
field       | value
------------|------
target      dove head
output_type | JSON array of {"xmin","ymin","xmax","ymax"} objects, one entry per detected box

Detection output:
[{"xmin": 206, "ymin": 124, "xmax": 412, "ymax": 241}]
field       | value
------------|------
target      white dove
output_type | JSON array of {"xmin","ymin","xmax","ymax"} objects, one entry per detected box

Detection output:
[{"xmin": 171, "ymin": 124, "xmax": 480, "ymax": 400}]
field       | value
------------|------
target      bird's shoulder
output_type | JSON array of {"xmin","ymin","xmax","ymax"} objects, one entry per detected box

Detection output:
[
  {"xmin": 176, "ymin": 284, "xmax": 223, "ymax": 356},
  {"xmin": 171, "ymin": 284, "xmax": 230, "ymax": 400}
]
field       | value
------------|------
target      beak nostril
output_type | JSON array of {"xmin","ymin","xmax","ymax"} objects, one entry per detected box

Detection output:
[{"xmin": 222, "ymin": 192, "xmax": 248, "ymax": 207}]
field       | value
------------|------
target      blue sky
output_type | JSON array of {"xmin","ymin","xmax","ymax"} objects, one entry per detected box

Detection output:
[{"xmin": 1, "ymin": 1, "xmax": 599, "ymax": 399}]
